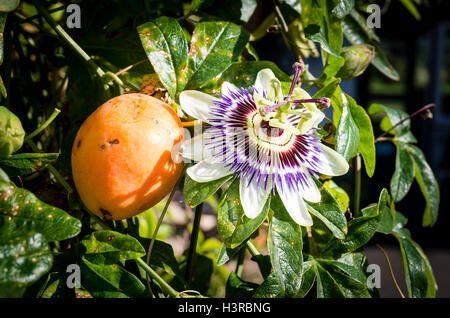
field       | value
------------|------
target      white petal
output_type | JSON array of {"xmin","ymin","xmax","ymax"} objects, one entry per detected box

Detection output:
[
  {"xmin": 186, "ymin": 158, "xmax": 232, "ymax": 183},
  {"xmin": 255, "ymin": 68, "xmax": 283, "ymax": 101},
  {"xmin": 315, "ymin": 143, "xmax": 350, "ymax": 176},
  {"xmin": 299, "ymin": 166, "xmax": 321, "ymax": 203},
  {"xmin": 179, "ymin": 90, "xmax": 218, "ymax": 124},
  {"xmin": 276, "ymin": 178, "xmax": 313, "ymax": 226},
  {"xmin": 181, "ymin": 131, "xmax": 215, "ymax": 162},
  {"xmin": 221, "ymin": 81, "xmax": 239, "ymax": 97},
  {"xmin": 240, "ymin": 174, "xmax": 272, "ymax": 219}
]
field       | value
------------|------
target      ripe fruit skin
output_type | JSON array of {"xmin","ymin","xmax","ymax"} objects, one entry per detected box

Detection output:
[{"xmin": 71, "ymin": 93, "xmax": 184, "ymax": 220}]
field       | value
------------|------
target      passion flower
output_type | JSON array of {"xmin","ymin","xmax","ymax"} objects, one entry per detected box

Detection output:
[{"xmin": 180, "ymin": 64, "xmax": 349, "ymax": 226}]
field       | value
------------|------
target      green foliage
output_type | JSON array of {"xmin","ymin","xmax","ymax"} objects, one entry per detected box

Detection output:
[
  {"xmin": 217, "ymin": 178, "xmax": 270, "ymax": 248},
  {"xmin": 0, "ymin": 106, "xmax": 25, "ymax": 159},
  {"xmin": 0, "ymin": 0, "xmax": 440, "ymax": 300}
]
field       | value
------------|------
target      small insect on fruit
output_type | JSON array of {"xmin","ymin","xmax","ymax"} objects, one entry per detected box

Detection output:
[{"xmin": 71, "ymin": 93, "xmax": 184, "ymax": 220}]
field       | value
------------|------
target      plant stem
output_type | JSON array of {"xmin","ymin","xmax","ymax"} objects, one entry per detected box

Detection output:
[
  {"xmin": 135, "ymin": 258, "xmax": 179, "ymax": 298},
  {"xmin": 375, "ymin": 243, "xmax": 406, "ymax": 298},
  {"xmin": 26, "ymin": 139, "xmax": 73, "ymax": 194},
  {"xmin": 306, "ymin": 226, "xmax": 318, "ymax": 256},
  {"xmin": 354, "ymin": 153, "xmax": 362, "ymax": 217},
  {"xmin": 32, "ymin": 0, "xmax": 105, "ymax": 78},
  {"xmin": 375, "ymin": 103, "xmax": 435, "ymax": 141},
  {"xmin": 235, "ymin": 248, "xmax": 246, "ymax": 277},
  {"xmin": 145, "ymin": 174, "xmax": 182, "ymax": 295},
  {"xmin": 185, "ymin": 202, "xmax": 204, "ymax": 286},
  {"xmin": 245, "ymin": 240, "xmax": 260, "ymax": 257},
  {"xmin": 24, "ymin": 108, "xmax": 61, "ymax": 142}
]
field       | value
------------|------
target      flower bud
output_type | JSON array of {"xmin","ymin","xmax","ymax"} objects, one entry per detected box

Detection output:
[
  {"xmin": 337, "ymin": 44, "xmax": 375, "ymax": 80},
  {"xmin": 0, "ymin": 106, "xmax": 25, "ymax": 159}
]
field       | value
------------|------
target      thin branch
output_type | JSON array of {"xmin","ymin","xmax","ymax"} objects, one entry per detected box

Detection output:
[
  {"xmin": 375, "ymin": 243, "xmax": 406, "ymax": 298},
  {"xmin": 375, "ymin": 103, "xmax": 435, "ymax": 141},
  {"xmin": 185, "ymin": 203, "xmax": 204, "ymax": 286},
  {"xmin": 145, "ymin": 171, "xmax": 184, "ymax": 295},
  {"xmin": 115, "ymin": 59, "xmax": 147, "ymax": 76}
]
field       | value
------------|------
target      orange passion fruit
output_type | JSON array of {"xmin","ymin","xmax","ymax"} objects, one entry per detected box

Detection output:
[{"xmin": 71, "ymin": 93, "xmax": 184, "ymax": 220}]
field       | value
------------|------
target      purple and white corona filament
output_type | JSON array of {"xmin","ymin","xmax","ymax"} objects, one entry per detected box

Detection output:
[{"xmin": 180, "ymin": 68, "xmax": 349, "ymax": 226}]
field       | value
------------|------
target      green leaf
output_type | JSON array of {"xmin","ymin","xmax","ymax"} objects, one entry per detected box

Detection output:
[
  {"xmin": 251, "ymin": 254, "xmax": 271, "ymax": 280},
  {"xmin": 390, "ymin": 142, "xmax": 415, "ymax": 202},
  {"xmin": 0, "ymin": 76, "xmax": 6, "ymax": 98},
  {"xmin": 186, "ymin": 21, "xmax": 249, "ymax": 89},
  {"xmin": 0, "ymin": 232, "xmax": 53, "ymax": 297},
  {"xmin": 267, "ymin": 195, "xmax": 303, "ymax": 297},
  {"xmin": 313, "ymin": 260, "xmax": 346, "ymax": 297},
  {"xmin": 80, "ymin": 257, "xmax": 146, "ymax": 298},
  {"xmin": 0, "ymin": 106, "xmax": 25, "ymax": 159},
  {"xmin": 138, "ymin": 237, "xmax": 180, "ymax": 275},
  {"xmin": 318, "ymin": 252, "xmax": 369, "ymax": 286},
  {"xmin": 137, "ymin": 16, "xmax": 189, "ymax": 97},
  {"xmin": 0, "ymin": 153, "xmax": 59, "ymax": 176},
  {"xmin": 331, "ymin": 0, "xmax": 355, "ymax": 19},
  {"xmin": 297, "ymin": 257, "xmax": 316, "ymax": 297},
  {"xmin": 213, "ymin": 60, "xmax": 291, "ymax": 91},
  {"xmin": 226, "ymin": 272, "xmax": 258, "ymax": 298},
  {"xmin": 253, "ymin": 272, "xmax": 285, "ymax": 298},
  {"xmin": 368, "ymin": 103, "xmax": 414, "ymax": 141},
  {"xmin": 406, "ymin": 144, "xmax": 440, "ymax": 227},
  {"xmin": 345, "ymin": 93, "xmax": 376, "ymax": 177},
  {"xmin": 323, "ymin": 180, "xmax": 349, "ymax": 212},
  {"xmin": 179, "ymin": 253, "xmax": 213, "ymax": 294},
  {"xmin": 80, "ymin": 231, "xmax": 146, "ymax": 264},
  {"xmin": 342, "ymin": 14, "xmax": 399, "ymax": 80},
  {"xmin": 217, "ymin": 243, "xmax": 241, "ymax": 266},
  {"xmin": 313, "ymin": 77, "xmax": 341, "ymax": 99},
  {"xmin": 0, "ymin": 183, "xmax": 81, "ymax": 242},
  {"xmin": 306, "ymin": 178, "xmax": 347, "ymax": 239},
  {"xmin": 183, "ymin": 174, "xmax": 232, "ymax": 208},
  {"xmin": 348, "ymin": 9, "xmax": 380, "ymax": 42},
  {"xmin": 335, "ymin": 92, "xmax": 359, "ymax": 161},
  {"xmin": 396, "ymin": 235, "xmax": 436, "ymax": 298},
  {"xmin": 324, "ymin": 189, "xmax": 387, "ymax": 256},
  {"xmin": 217, "ymin": 178, "xmax": 270, "ymax": 248},
  {"xmin": 0, "ymin": 0, "xmax": 19, "ymax": 12},
  {"xmin": 399, "ymin": 0, "xmax": 421, "ymax": 20},
  {"xmin": 304, "ymin": 24, "xmax": 341, "ymax": 58}
]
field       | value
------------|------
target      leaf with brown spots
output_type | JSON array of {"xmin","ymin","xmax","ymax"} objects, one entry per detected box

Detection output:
[{"xmin": 0, "ymin": 181, "xmax": 81, "ymax": 242}]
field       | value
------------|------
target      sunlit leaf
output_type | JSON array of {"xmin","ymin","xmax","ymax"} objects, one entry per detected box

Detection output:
[
  {"xmin": 0, "ymin": 232, "xmax": 52, "ymax": 297},
  {"xmin": 138, "ymin": 16, "xmax": 189, "ymax": 97},
  {"xmin": 0, "ymin": 183, "xmax": 81, "ymax": 242},
  {"xmin": 184, "ymin": 174, "xmax": 232, "ymax": 208},
  {"xmin": 0, "ymin": 153, "xmax": 59, "ymax": 176}
]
